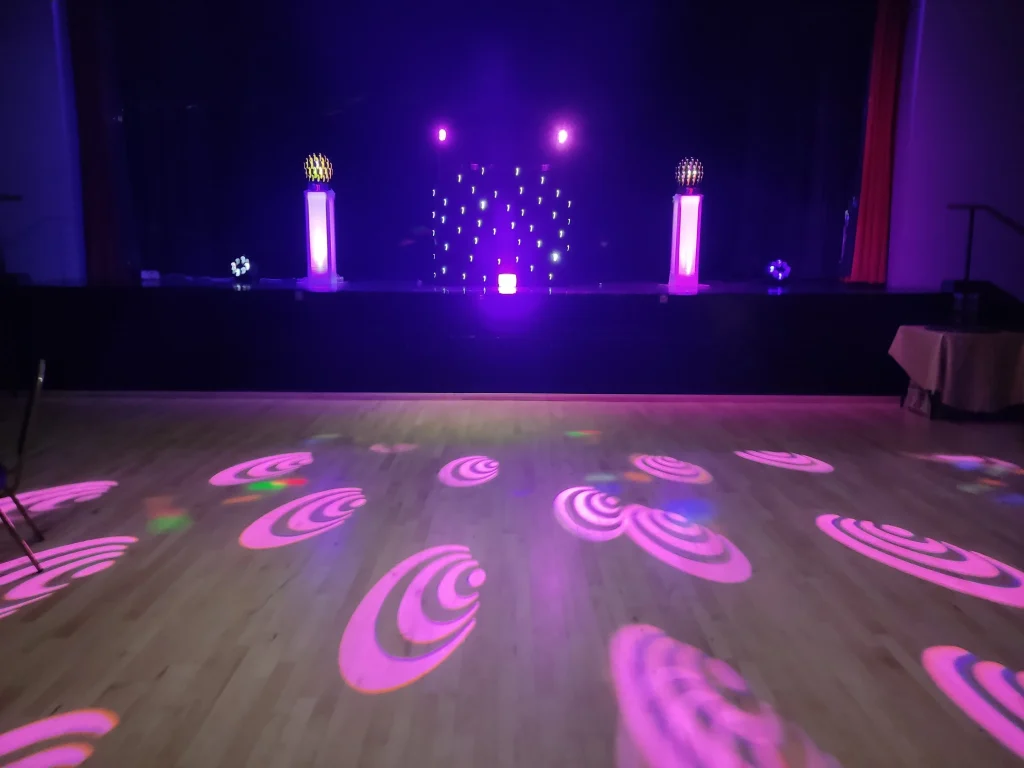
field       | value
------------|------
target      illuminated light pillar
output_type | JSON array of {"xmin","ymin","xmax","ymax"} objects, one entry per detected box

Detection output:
[
  {"xmin": 303, "ymin": 153, "xmax": 340, "ymax": 291},
  {"xmin": 668, "ymin": 157, "xmax": 704, "ymax": 295}
]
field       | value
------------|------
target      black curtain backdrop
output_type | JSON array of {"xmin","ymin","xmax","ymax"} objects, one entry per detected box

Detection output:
[{"xmin": 109, "ymin": 0, "xmax": 875, "ymax": 283}]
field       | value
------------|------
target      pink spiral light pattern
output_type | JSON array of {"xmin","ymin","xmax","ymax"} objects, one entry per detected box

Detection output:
[
  {"xmin": 238, "ymin": 488, "xmax": 365, "ymax": 550},
  {"xmin": 208, "ymin": 452, "xmax": 313, "ymax": 486},
  {"xmin": 0, "ymin": 537, "xmax": 137, "ymax": 620},
  {"xmin": 437, "ymin": 456, "xmax": 499, "ymax": 488},
  {"xmin": 816, "ymin": 515, "xmax": 1024, "ymax": 607},
  {"xmin": 369, "ymin": 443, "xmax": 418, "ymax": 454},
  {"xmin": 339, "ymin": 544, "xmax": 486, "ymax": 694},
  {"xmin": 553, "ymin": 486, "xmax": 629, "ymax": 541},
  {"xmin": 0, "ymin": 709, "xmax": 119, "ymax": 767},
  {"xmin": 911, "ymin": 454, "xmax": 1022, "ymax": 473},
  {"xmin": 610, "ymin": 625, "xmax": 839, "ymax": 768},
  {"xmin": 625, "ymin": 507, "xmax": 752, "ymax": 583},
  {"xmin": 922, "ymin": 646, "xmax": 1024, "ymax": 759},
  {"xmin": 630, "ymin": 455, "xmax": 712, "ymax": 484},
  {"xmin": 734, "ymin": 451, "xmax": 834, "ymax": 473},
  {"xmin": 0, "ymin": 481, "xmax": 118, "ymax": 517}
]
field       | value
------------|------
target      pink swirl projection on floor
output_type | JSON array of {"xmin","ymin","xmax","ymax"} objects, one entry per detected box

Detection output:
[
  {"xmin": 437, "ymin": 456, "xmax": 499, "ymax": 488},
  {"xmin": 369, "ymin": 443, "xmax": 418, "ymax": 454},
  {"xmin": 734, "ymin": 451, "xmax": 834, "ymax": 473},
  {"xmin": 816, "ymin": 515, "xmax": 1024, "ymax": 607},
  {"xmin": 629, "ymin": 455, "xmax": 712, "ymax": 484},
  {"xmin": 339, "ymin": 544, "xmax": 485, "ymax": 694},
  {"xmin": 238, "ymin": 488, "xmax": 365, "ymax": 550},
  {"xmin": 610, "ymin": 625, "xmax": 839, "ymax": 768},
  {"xmin": 0, "ymin": 537, "xmax": 137, "ymax": 620},
  {"xmin": 922, "ymin": 646, "xmax": 1024, "ymax": 759},
  {"xmin": 0, "ymin": 709, "xmax": 119, "ymax": 767},
  {"xmin": 208, "ymin": 452, "xmax": 313, "ymax": 486},
  {"xmin": 553, "ymin": 486, "xmax": 629, "ymax": 541},
  {"xmin": 552, "ymin": 487, "xmax": 750, "ymax": 583},
  {"xmin": 626, "ymin": 506, "xmax": 752, "ymax": 583},
  {"xmin": 909, "ymin": 454, "xmax": 1022, "ymax": 474},
  {"xmin": 0, "ymin": 481, "xmax": 118, "ymax": 517}
]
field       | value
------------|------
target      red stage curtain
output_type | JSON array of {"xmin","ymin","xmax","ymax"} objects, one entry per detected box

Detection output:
[{"xmin": 848, "ymin": 0, "xmax": 911, "ymax": 284}]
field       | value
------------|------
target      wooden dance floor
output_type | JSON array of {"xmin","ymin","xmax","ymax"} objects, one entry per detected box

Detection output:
[{"xmin": 0, "ymin": 395, "xmax": 1022, "ymax": 767}]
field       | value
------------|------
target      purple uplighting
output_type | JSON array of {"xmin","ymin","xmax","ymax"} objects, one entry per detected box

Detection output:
[
  {"xmin": 557, "ymin": 128, "xmax": 568, "ymax": 145},
  {"xmin": 438, "ymin": 127, "xmax": 448, "ymax": 142},
  {"xmin": 339, "ymin": 544, "xmax": 485, "ymax": 694},
  {"xmin": 0, "ymin": 481, "xmax": 118, "ymax": 517},
  {"xmin": 208, "ymin": 452, "xmax": 313, "ymax": 486},
  {"xmin": 437, "ymin": 456, "xmax": 499, "ymax": 487},
  {"xmin": 734, "ymin": 451, "xmax": 834, "ymax": 473},
  {"xmin": 238, "ymin": 488, "xmax": 366, "ymax": 549},
  {"xmin": 922, "ymin": 646, "xmax": 1024, "ymax": 759},
  {"xmin": 816, "ymin": 515, "xmax": 1024, "ymax": 607},
  {"xmin": 611, "ymin": 625, "xmax": 839, "ymax": 768},
  {"xmin": 0, "ymin": 538, "xmax": 138, "ymax": 620},
  {"xmin": 0, "ymin": 709, "xmax": 119, "ymax": 767}
]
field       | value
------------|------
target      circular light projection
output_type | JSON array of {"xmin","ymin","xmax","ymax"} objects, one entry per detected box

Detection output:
[
  {"xmin": 0, "ymin": 481, "xmax": 118, "ymax": 517},
  {"xmin": 922, "ymin": 646, "xmax": 1024, "ymax": 759},
  {"xmin": 239, "ymin": 488, "xmax": 366, "ymax": 550},
  {"xmin": 304, "ymin": 153, "xmax": 333, "ymax": 184},
  {"xmin": 675, "ymin": 157, "xmax": 703, "ymax": 189},
  {"xmin": 630, "ymin": 455, "xmax": 713, "ymax": 484},
  {"xmin": 0, "ymin": 709, "xmax": 120, "ymax": 767},
  {"xmin": 816, "ymin": 515, "xmax": 1024, "ymax": 607},
  {"xmin": 610, "ymin": 625, "xmax": 839, "ymax": 768},
  {"xmin": 437, "ymin": 456, "xmax": 499, "ymax": 488},
  {"xmin": 339, "ymin": 544, "xmax": 486, "ymax": 693},
  {"xmin": 734, "ymin": 451, "xmax": 832, "ymax": 473},
  {"xmin": 208, "ymin": 452, "xmax": 313, "ymax": 486},
  {"xmin": 0, "ymin": 537, "xmax": 138, "ymax": 620}
]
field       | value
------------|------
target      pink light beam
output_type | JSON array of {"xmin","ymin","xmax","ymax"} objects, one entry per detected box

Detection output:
[{"xmin": 339, "ymin": 544, "xmax": 486, "ymax": 694}]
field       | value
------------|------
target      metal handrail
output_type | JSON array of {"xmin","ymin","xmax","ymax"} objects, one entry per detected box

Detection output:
[{"xmin": 948, "ymin": 203, "xmax": 1024, "ymax": 284}]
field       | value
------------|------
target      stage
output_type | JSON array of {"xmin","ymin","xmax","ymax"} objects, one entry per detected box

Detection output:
[{"xmin": 1, "ymin": 279, "xmax": 952, "ymax": 394}]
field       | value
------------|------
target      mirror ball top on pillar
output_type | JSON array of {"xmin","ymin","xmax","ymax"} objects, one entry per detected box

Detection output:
[
  {"xmin": 303, "ymin": 153, "xmax": 341, "ymax": 291},
  {"xmin": 669, "ymin": 158, "xmax": 705, "ymax": 295}
]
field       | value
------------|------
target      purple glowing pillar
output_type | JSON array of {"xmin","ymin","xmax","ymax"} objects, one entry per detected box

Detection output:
[
  {"xmin": 669, "ymin": 193, "xmax": 703, "ymax": 294},
  {"xmin": 305, "ymin": 186, "xmax": 339, "ymax": 289}
]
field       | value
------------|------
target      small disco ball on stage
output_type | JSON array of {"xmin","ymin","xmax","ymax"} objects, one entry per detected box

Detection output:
[
  {"xmin": 766, "ymin": 259, "xmax": 791, "ymax": 281},
  {"xmin": 304, "ymin": 153, "xmax": 333, "ymax": 184},
  {"xmin": 675, "ymin": 157, "xmax": 703, "ymax": 190},
  {"xmin": 231, "ymin": 255, "xmax": 257, "ymax": 286}
]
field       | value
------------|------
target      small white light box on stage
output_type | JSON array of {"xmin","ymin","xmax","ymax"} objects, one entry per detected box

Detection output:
[
  {"xmin": 669, "ymin": 157, "xmax": 705, "ymax": 294},
  {"xmin": 303, "ymin": 153, "xmax": 340, "ymax": 291}
]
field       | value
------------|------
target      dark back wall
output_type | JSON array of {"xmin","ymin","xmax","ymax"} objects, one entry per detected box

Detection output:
[{"xmin": 108, "ymin": 0, "xmax": 875, "ymax": 284}]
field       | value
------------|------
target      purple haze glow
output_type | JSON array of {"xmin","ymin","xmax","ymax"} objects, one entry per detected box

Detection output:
[
  {"xmin": 630, "ymin": 455, "xmax": 712, "ymax": 484},
  {"xmin": 437, "ymin": 456, "xmax": 499, "ymax": 488},
  {"xmin": 610, "ymin": 625, "xmax": 839, "ymax": 768},
  {"xmin": 817, "ymin": 515, "xmax": 1024, "ymax": 607},
  {"xmin": 734, "ymin": 451, "xmax": 834, "ymax": 473},
  {"xmin": 0, "ymin": 538, "xmax": 137, "ymax": 620},
  {"xmin": 208, "ymin": 452, "xmax": 313, "ymax": 486},
  {"xmin": 0, "ymin": 709, "xmax": 118, "ymax": 767},
  {"xmin": 238, "ymin": 488, "xmax": 365, "ymax": 550},
  {"xmin": 0, "ymin": 481, "xmax": 118, "ymax": 517},
  {"xmin": 339, "ymin": 544, "xmax": 485, "ymax": 694},
  {"xmin": 923, "ymin": 646, "xmax": 1024, "ymax": 759},
  {"xmin": 552, "ymin": 487, "xmax": 750, "ymax": 583}
]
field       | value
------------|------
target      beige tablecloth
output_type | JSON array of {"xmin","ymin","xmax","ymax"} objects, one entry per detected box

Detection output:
[{"xmin": 889, "ymin": 325, "xmax": 1024, "ymax": 413}]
